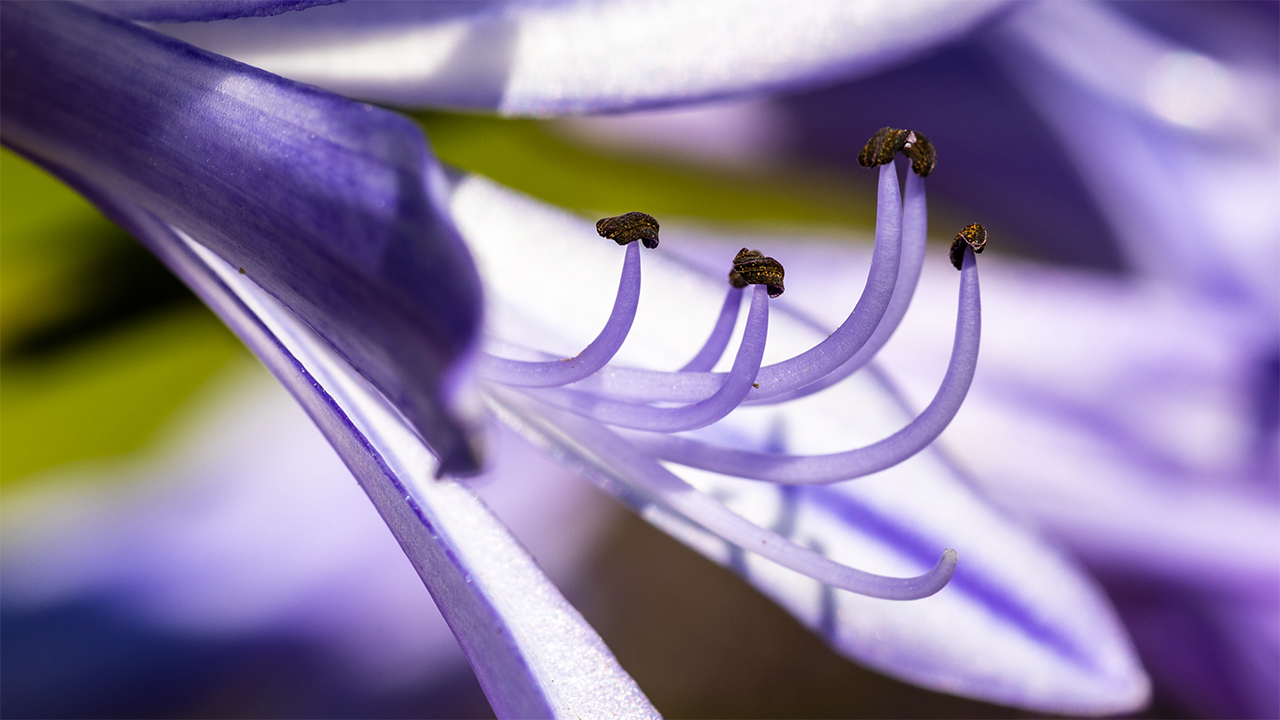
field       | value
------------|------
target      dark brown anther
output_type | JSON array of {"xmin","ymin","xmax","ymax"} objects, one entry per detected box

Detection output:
[
  {"xmin": 729, "ymin": 247, "xmax": 785, "ymax": 298},
  {"xmin": 950, "ymin": 223, "xmax": 988, "ymax": 270},
  {"xmin": 901, "ymin": 130, "xmax": 936, "ymax": 177},
  {"xmin": 857, "ymin": 127, "xmax": 936, "ymax": 177},
  {"xmin": 596, "ymin": 211, "xmax": 660, "ymax": 249}
]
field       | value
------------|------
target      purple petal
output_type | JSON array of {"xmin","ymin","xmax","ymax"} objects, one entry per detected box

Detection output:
[
  {"xmin": 0, "ymin": 1, "xmax": 484, "ymax": 473},
  {"xmin": 786, "ymin": 233, "xmax": 1280, "ymax": 718},
  {"xmin": 989, "ymin": 1, "xmax": 1280, "ymax": 321},
  {"xmin": 451, "ymin": 175, "xmax": 1151, "ymax": 714},
  {"xmin": 57, "ymin": 177, "xmax": 656, "ymax": 719},
  {"xmin": 82, "ymin": 0, "xmax": 344, "ymax": 22},
  {"xmin": 156, "ymin": 0, "xmax": 1009, "ymax": 114},
  {"xmin": 867, "ymin": 245, "xmax": 1280, "ymax": 598}
]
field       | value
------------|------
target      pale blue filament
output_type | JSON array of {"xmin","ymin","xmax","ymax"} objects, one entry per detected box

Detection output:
[
  {"xmin": 479, "ymin": 241, "xmax": 641, "ymax": 387},
  {"xmin": 566, "ymin": 162, "xmax": 904, "ymax": 404},
  {"xmin": 680, "ymin": 285, "xmax": 744, "ymax": 372},
  {"xmin": 750, "ymin": 170, "xmax": 928, "ymax": 405},
  {"xmin": 482, "ymin": 158, "xmax": 979, "ymax": 600},
  {"xmin": 628, "ymin": 247, "xmax": 980, "ymax": 483},
  {"xmin": 525, "ymin": 285, "xmax": 769, "ymax": 432}
]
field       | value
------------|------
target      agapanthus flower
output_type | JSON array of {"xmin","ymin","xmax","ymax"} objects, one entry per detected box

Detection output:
[
  {"xmin": 529, "ymin": 2, "xmax": 1280, "ymax": 715},
  {"xmin": 8, "ymin": 0, "xmax": 1270, "ymax": 717}
]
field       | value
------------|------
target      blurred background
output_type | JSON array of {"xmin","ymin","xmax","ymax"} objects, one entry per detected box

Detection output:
[{"xmin": 3, "ymin": 2, "xmax": 1277, "ymax": 718}]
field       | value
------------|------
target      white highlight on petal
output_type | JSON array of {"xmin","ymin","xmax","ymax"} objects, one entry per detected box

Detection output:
[
  {"xmin": 555, "ymin": 98, "xmax": 791, "ymax": 168},
  {"xmin": 1145, "ymin": 51, "xmax": 1233, "ymax": 130},
  {"xmin": 160, "ymin": 0, "xmax": 1007, "ymax": 114}
]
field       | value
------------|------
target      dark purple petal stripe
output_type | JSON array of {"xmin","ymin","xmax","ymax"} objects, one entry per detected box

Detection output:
[
  {"xmin": 81, "ymin": 0, "xmax": 344, "ymax": 22},
  {"xmin": 0, "ymin": 1, "xmax": 484, "ymax": 474}
]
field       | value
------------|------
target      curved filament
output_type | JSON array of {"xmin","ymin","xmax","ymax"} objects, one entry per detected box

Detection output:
[
  {"xmin": 516, "ymin": 395, "xmax": 958, "ymax": 600},
  {"xmin": 751, "ymin": 170, "xmax": 928, "ymax": 405},
  {"xmin": 631, "ymin": 248, "xmax": 981, "ymax": 484},
  {"xmin": 480, "ymin": 241, "xmax": 641, "ymax": 387},
  {"xmin": 524, "ymin": 285, "xmax": 770, "ymax": 433},
  {"xmin": 568, "ymin": 162, "xmax": 905, "ymax": 404},
  {"xmin": 680, "ymin": 285, "xmax": 744, "ymax": 372}
]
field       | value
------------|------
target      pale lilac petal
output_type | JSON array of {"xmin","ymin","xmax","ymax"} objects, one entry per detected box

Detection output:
[
  {"xmin": 46, "ymin": 180, "xmax": 658, "ymax": 718},
  {"xmin": 451, "ymin": 174, "xmax": 1150, "ymax": 714},
  {"xmin": 0, "ymin": 2, "xmax": 484, "ymax": 473},
  {"xmin": 157, "ymin": 0, "xmax": 1009, "ymax": 114}
]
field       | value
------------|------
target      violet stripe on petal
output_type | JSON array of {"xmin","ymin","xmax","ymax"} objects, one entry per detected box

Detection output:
[
  {"xmin": 81, "ymin": 0, "xmax": 343, "ymax": 22},
  {"xmin": 0, "ymin": 1, "xmax": 484, "ymax": 474},
  {"xmin": 488, "ymin": 386, "xmax": 957, "ymax": 601}
]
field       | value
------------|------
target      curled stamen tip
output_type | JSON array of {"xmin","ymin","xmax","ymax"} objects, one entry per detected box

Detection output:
[
  {"xmin": 596, "ymin": 211, "xmax": 660, "ymax": 249},
  {"xmin": 857, "ymin": 126, "xmax": 936, "ymax": 177},
  {"xmin": 950, "ymin": 223, "xmax": 988, "ymax": 270},
  {"xmin": 912, "ymin": 548, "xmax": 959, "ymax": 599},
  {"xmin": 729, "ymin": 247, "xmax": 785, "ymax": 297}
]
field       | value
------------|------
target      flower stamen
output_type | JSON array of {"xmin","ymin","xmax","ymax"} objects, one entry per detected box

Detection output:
[
  {"xmin": 679, "ymin": 285, "xmax": 745, "ymax": 372},
  {"xmin": 527, "ymin": 278, "xmax": 770, "ymax": 432},
  {"xmin": 729, "ymin": 248, "xmax": 785, "ymax": 297},
  {"xmin": 858, "ymin": 126, "xmax": 937, "ymax": 177},
  {"xmin": 483, "ymin": 133, "xmax": 978, "ymax": 600},
  {"xmin": 629, "ymin": 227, "xmax": 984, "ymax": 483},
  {"xmin": 479, "ymin": 232, "xmax": 648, "ymax": 387},
  {"xmin": 490, "ymin": 384, "xmax": 958, "ymax": 601},
  {"xmin": 564, "ymin": 161, "xmax": 905, "ymax": 403},
  {"xmin": 596, "ymin": 211, "xmax": 660, "ymax": 249},
  {"xmin": 951, "ymin": 222, "xmax": 988, "ymax": 270}
]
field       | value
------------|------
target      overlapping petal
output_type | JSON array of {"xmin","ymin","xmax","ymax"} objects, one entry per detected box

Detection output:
[
  {"xmin": 2, "ymin": 5, "xmax": 658, "ymax": 716},
  {"xmin": 989, "ymin": 1, "xmax": 1280, "ymax": 322},
  {"xmin": 53, "ymin": 178, "xmax": 656, "ymax": 719},
  {"xmin": 449, "ymin": 174, "xmax": 1151, "ymax": 714},
  {"xmin": 0, "ymin": 1, "xmax": 484, "ymax": 473},
  {"xmin": 156, "ymin": 0, "xmax": 1009, "ymax": 115}
]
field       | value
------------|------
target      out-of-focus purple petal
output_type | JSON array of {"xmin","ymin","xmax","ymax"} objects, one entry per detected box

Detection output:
[
  {"xmin": 156, "ymin": 0, "xmax": 1010, "ymax": 114},
  {"xmin": 989, "ymin": 1, "xmax": 1280, "ymax": 322},
  {"xmin": 452, "ymin": 174, "xmax": 1151, "ymax": 715},
  {"xmin": 81, "ymin": 0, "xmax": 343, "ymax": 22},
  {"xmin": 2, "ymin": 365, "xmax": 621, "ymax": 697},
  {"xmin": 0, "ymin": 2, "xmax": 484, "ymax": 474},
  {"xmin": 52, "ymin": 175, "xmax": 657, "ymax": 719}
]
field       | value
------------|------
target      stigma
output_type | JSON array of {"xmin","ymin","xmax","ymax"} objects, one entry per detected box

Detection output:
[{"xmin": 477, "ymin": 129, "xmax": 985, "ymax": 601}]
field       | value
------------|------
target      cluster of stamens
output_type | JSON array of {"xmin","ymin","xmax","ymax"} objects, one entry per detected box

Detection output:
[{"xmin": 479, "ymin": 128, "xmax": 986, "ymax": 601}]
